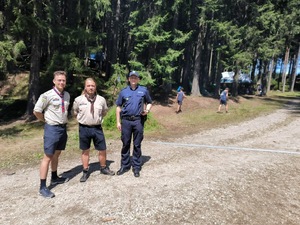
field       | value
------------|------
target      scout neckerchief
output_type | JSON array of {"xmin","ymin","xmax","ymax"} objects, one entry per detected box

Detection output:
[
  {"xmin": 85, "ymin": 94, "xmax": 97, "ymax": 118},
  {"xmin": 53, "ymin": 87, "xmax": 65, "ymax": 113}
]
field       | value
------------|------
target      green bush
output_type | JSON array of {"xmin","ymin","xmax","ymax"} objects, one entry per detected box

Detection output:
[
  {"xmin": 102, "ymin": 105, "xmax": 160, "ymax": 132},
  {"xmin": 103, "ymin": 106, "xmax": 117, "ymax": 130}
]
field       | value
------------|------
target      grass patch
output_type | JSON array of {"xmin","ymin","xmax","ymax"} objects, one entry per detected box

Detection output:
[{"xmin": 0, "ymin": 92, "xmax": 299, "ymax": 170}]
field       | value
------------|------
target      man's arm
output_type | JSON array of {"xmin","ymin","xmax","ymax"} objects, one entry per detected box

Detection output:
[
  {"xmin": 33, "ymin": 111, "xmax": 45, "ymax": 122},
  {"xmin": 145, "ymin": 103, "xmax": 152, "ymax": 112},
  {"xmin": 102, "ymin": 109, "xmax": 108, "ymax": 117},
  {"xmin": 116, "ymin": 106, "xmax": 122, "ymax": 131}
]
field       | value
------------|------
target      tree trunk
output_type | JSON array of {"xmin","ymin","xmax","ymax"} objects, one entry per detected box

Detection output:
[
  {"xmin": 214, "ymin": 50, "xmax": 222, "ymax": 96},
  {"xmin": 232, "ymin": 68, "xmax": 239, "ymax": 97},
  {"xmin": 290, "ymin": 43, "xmax": 299, "ymax": 92},
  {"xmin": 26, "ymin": 0, "xmax": 41, "ymax": 120},
  {"xmin": 267, "ymin": 54, "xmax": 275, "ymax": 93},
  {"xmin": 281, "ymin": 46, "xmax": 290, "ymax": 92},
  {"xmin": 191, "ymin": 26, "xmax": 203, "ymax": 96},
  {"xmin": 182, "ymin": 45, "xmax": 193, "ymax": 93}
]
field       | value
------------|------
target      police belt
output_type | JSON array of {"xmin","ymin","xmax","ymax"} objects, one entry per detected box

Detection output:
[
  {"xmin": 79, "ymin": 123, "xmax": 102, "ymax": 128},
  {"xmin": 122, "ymin": 116, "xmax": 141, "ymax": 121}
]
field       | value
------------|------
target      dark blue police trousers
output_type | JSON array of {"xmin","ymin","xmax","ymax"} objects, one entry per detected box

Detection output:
[{"xmin": 120, "ymin": 119, "xmax": 144, "ymax": 171}]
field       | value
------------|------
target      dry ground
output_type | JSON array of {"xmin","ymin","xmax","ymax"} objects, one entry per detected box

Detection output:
[{"xmin": 0, "ymin": 95, "xmax": 299, "ymax": 225}]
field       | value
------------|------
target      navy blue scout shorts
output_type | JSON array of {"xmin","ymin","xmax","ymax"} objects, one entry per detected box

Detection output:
[
  {"xmin": 79, "ymin": 125, "xmax": 106, "ymax": 151},
  {"xmin": 220, "ymin": 99, "xmax": 227, "ymax": 105},
  {"xmin": 44, "ymin": 124, "xmax": 68, "ymax": 155}
]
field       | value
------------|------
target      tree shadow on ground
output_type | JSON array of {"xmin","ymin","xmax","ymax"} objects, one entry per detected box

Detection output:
[
  {"xmin": 260, "ymin": 96, "xmax": 300, "ymax": 115},
  {"xmin": 152, "ymin": 88, "xmax": 177, "ymax": 107}
]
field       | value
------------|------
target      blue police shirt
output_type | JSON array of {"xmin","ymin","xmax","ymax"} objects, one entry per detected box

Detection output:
[{"xmin": 116, "ymin": 85, "xmax": 152, "ymax": 117}]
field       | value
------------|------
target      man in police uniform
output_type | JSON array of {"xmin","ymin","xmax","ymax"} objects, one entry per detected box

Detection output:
[
  {"xmin": 34, "ymin": 70, "xmax": 70, "ymax": 198},
  {"xmin": 116, "ymin": 71, "xmax": 152, "ymax": 177},
  {"xmin": 73, "ymin": 77, "xmax": 115, "ymax": 182}
]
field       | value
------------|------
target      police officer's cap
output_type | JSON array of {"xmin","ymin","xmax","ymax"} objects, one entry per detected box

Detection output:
[{"xmin": 129, "ymin": 71, "xmax": 140, "ymax": 77}]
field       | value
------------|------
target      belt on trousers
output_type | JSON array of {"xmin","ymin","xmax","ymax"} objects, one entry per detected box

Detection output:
[
  {"xmin": 79, "ymin": 123, "xmax": 102, "ymax": 128},
  {"xmin": 53, "ymin": 124, "xmax": 67, "ymax": 128},
  {"xmin": 122, "ymin": 116, "xmax": 141, "ymax": 121}
]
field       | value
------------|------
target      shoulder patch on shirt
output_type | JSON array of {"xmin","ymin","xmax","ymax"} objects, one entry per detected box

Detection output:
[{"xmin": 41, "ymin": 96, "xmax": 47, "ymax": 103}]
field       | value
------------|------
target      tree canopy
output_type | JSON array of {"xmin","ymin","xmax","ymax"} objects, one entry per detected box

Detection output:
[{"xmin": 0, "ymin": 0, "xmax": 299, "ymax": 116}]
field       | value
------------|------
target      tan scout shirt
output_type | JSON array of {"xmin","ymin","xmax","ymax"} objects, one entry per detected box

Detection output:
[
  {"xmin": 73, "ymin": 94, "xmax": 108, "ymax": 126},
  {"xmin": 34, "ymin": 88, "xmax": 70, "ymax": 125}
]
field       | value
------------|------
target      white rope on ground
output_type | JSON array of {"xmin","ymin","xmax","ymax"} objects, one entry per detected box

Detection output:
[{"xmin": 150, "ymin": 141, "xmax": 300, "ymax": 156}]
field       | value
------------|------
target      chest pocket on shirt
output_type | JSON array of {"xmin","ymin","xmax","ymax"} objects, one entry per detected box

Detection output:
[
  {"xmin": 95, "ymin": 105, "xmax": 104, "ymax": 115},
  {"xmin": 123, "ymin": 95, "xmax": 131, "ymax": 106},
  {"xmin": 79, "ymin": 103, "xmax": 88, "ymax": 113},
  {"xmin": 52, "ymin": 99, "xmax": 61, "ymax": 111}
]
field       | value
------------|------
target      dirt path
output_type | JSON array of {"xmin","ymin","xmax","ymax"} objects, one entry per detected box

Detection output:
[{"xmin": 0, "ymin": 100, "xmax": 300, "ymax": 225}]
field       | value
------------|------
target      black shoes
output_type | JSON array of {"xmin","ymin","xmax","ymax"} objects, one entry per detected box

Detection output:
[
  {"xmin": 80, "ymin": 167, "xmax": 114, "ymax": 182},
  {"xmin": 116, "ymin": 167, "xmax": 130, "ymax": 175},
  {"xmin": 80, "ymin": 172, "xmax": 89, "ymax": 182},
  {"xmin": 100, "ymin": 167, "xmax": 115, "ymax": 176},
  {"xmin": 133, "ymin": 169, "xmax": 140, "ymax": 177},
  {"xmin": 117, "ymin": 167, "xmax": 141, "ymax": 177},
  {"xmin": 50, "ymin": 176, "xmax": 70, "ymax": 185}
]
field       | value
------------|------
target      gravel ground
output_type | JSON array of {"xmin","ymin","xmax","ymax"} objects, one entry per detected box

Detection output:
[{"xmin": 0, "ymin": 99, "xmax": 299, "ymax": 225}]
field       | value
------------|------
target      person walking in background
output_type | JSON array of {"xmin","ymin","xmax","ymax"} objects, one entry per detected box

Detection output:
[
  {"xmin": 217, "ymin": 87, "xmax": 229, "ymax": 113},
  {"xmin": 33, "ymin": 70, "xmax": 70, "ymax": 198},
  {"xmin": 176, "ymin": 86, "xmax": 186, "ymax": 113},
  {"xmin": 73, "ymin": 78, "xmax": 115, "ymax": 182},
  {"xmin": 116, "ymin": 71, "xmax": 152, "ymax": 177}
]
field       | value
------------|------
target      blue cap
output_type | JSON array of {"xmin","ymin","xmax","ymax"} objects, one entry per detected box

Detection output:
[{"xmin": 129, "ymin": 71, "xmax": 139, "ymax": 77}]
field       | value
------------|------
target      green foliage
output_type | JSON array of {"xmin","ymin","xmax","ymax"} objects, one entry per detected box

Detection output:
[
  {"xmin": 173, "ymin": 29, "xmax": 193, "ymax": 45},
  {"xmin": 0, "ymin": 37, "xmax": 26, "ymax": 77},
  {"xmin": 131, "ymin": 15, "xmax": 172, "ymax": 53},
  {"xmin": 102, "ymin": 105, "xmax": 160, "ymax": 133},
  {"xmin": 128, "ymin": 11, "xmax": 185, "ymax": 88},
  {"xmin": 47, "ymin": 52, "xmax": 85, "ymax": 74},
  {"xmin": 127, "ymin": 61, "xmax": 155, "ymax": 86},
  {"xmin": 104, "ymin": 63, "xmax": 128, "ymax": 105},
  {"xmin": 1, "ymin": 0, "xmax": 300, "ymax": 104},
  {"xmin": 151, "ymin": 48, "xmax": 183, "ymax": 74},
  {"xmin": 102, "ymin": 105, "xmax": 117, "ymax": 130},
  {"xmin": 105, "ymin": 62, "xmax": 155, "ymax": 105},
  {"xmin": 271, "ymin": 78, "xmax": 279, "ymax": 90},
  {"xmin": 143, "ymin": 112, "xmax": 160, "ymax": 132},
  {"xmin": 93, "ymin": 0, "xmax": 111, "ymax": 19},
  {"xmin": 0, "ymin": 11, "xmax": 3, "ymax": 28}
]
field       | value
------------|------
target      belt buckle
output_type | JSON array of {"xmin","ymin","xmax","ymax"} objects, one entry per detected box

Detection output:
[{"xmin": 130, "ymin": 116, "xmax": 135, "ymax": 120}]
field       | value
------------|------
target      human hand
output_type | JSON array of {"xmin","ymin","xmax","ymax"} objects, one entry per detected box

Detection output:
[{"xmin": 117, "ymin": 122, "xmax": 122, "ymax": 131}]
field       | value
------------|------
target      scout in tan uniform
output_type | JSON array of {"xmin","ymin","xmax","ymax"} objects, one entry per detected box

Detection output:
[
  {"xmin": 73, "ymin": 77, "xmax": 115, "ymax": 182},
  {"xmin": 33, "ymin": 70, "xmax": 70, "ymax": 198}
]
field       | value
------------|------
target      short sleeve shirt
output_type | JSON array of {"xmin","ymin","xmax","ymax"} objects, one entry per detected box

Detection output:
[
  {"xmin": 177, "ymin": 91, "xmax": 184, "ymax": 102},
  {"xmin": 220, "ymin": 90, "xmax": 227, "ymax": 101},
  {"xmin": 116, "ymin": 85, "xmax": 152, "ymax": 117},
  {"xmin": 73, "ymin": 94, "xmax": 108, "ymax": 126},
  {"xmin": 34, "ymin": 88, "xmax": 70, "ymax": 125}
]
